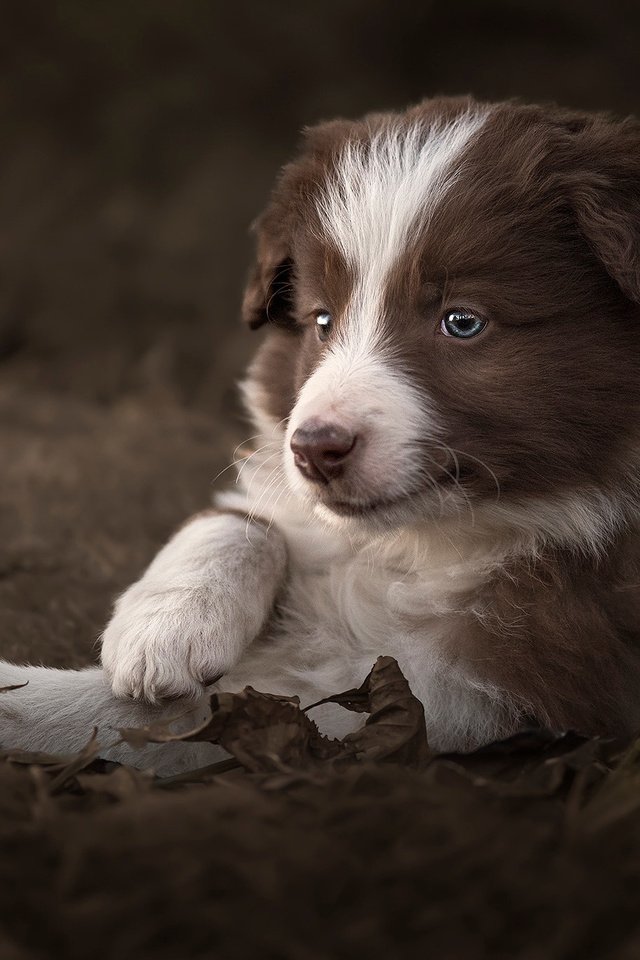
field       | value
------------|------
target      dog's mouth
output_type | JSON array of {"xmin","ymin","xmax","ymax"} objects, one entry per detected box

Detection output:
[
  {"xmin": 322, "ymin": 498, "xmax": 398, "ymax": 517},
  {"xmin": 317, "ymin": 492, "xmax": 416, "ymax": 519},
  {"xmin": 312, "ymin": 467, "xmax": 478, "ymax": 521},
  {"xmin": 291, "ymin": 445, "xmax": 481, "ymax": 522}
]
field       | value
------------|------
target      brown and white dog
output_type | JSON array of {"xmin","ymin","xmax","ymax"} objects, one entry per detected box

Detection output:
[{"xmin": 2, "ymin": 96, "xmax": 640, "ymax": 772}]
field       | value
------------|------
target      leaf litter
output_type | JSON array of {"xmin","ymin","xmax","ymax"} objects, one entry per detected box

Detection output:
[
  {"xmin": 2, "ymin": 656, "xmax": 640, "ymax": 959},
  {"xmin": 0, "ymin": 655, "xmax": 633, "ymax": 807}
]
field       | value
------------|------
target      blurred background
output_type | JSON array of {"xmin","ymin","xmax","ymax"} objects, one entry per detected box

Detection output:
[{"xmin": 1, "ymin": 0, "xmax": 639, "ymax": 667}]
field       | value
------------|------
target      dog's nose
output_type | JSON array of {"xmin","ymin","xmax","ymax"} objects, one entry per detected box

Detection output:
[{"xmin": 290, "ymin": 419, "xmax": 357, "ymax": 483}]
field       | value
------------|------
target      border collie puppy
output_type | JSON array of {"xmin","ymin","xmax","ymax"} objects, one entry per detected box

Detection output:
[{"xmin": 2, "ymin": 96, "xmax": 640, "ymax": 771}]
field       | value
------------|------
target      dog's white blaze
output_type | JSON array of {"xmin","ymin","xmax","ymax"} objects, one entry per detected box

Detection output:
[
  {"xmin": 285, "ymin": 347, "xmax": 435, "ymax": 505},
  {"xmin": 284, "ymin": 110, "xmax": 490, "ymax": 505},
  {"xmin": 316, "ymin": 107, "xmax": 490, "ymax": 350}
]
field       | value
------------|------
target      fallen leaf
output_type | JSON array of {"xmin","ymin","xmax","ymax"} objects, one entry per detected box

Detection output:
[
  {"xmin": 184, "ymin": 688, "xmax": 345, "ymax": 772},
  {"xmin": 307, "ymin": 656, "xmax": 430, "ymax": 766},
  {"xmin": 117, "ymin": 657, "xmax": 430, "ymax": 773}
]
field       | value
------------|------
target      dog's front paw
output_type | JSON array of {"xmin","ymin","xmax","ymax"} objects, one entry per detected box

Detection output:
[{"xmin": 101, "ymin": 582, "xmax": 228, "ymax": 702}]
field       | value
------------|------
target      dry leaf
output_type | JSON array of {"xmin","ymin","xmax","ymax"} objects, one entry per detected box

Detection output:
[
  {"xmin": 117, "ymin": 656, "xmax": 430, "ymax": 773},
  {"xmin": 0, "ymin": 682, "xmax": 28, "ymax": 694},
  {"xmin": 307, "ymin": 656, "xmax": 431, "ymax": 766},
  {"xmin": 429, "ymin": 730, "xmax": 621, "ymax": 800},
  {"xmin": 188, "ymin": 688, "xmax": 345, "ymax": 772},
  {"xmin": 74, "ymin": 764, "xmax": 152, "ymax": 800}
]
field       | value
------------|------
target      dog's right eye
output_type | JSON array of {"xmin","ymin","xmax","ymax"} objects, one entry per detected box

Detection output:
[
  {"xmin": 441, "ymin": 309, "xmax": 487, "ymax": 339},
  {"xmin": 315, "ymin": 312, "xmax": 333, "ymax": 342}
]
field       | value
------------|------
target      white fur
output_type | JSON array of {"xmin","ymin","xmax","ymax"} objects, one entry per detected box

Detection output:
[
  {"xmin": 239, "ymin": 373, "xmax": 284, "ymax": 438},
  {"xmin": 316, "ymin": 107, "xmax": 490, "ymax": 349},
  {"xmin": 282, "ymin": 109, "xmax": 491, "ymax": 513},
  {"xmin": 3, "ymin": 437, "xmax": 625, "ymax": 767},
  {"xmin": 0, "ymin": 104, "xmax": 631, "ymax": 772},
  {"xmin": 0, "ymin": 450, "xmax": 525, "ymax": 771},
  {"xmin": 481, "ymin": 487, "xmax": 633, "ymax": 559},
  {"xmin": 0, "ymin": 661, "xmax": 221, "ymax": 776},
  {"xmin": 101, "ymin": 512, "xmax": 287, "ymax": 701},
  {"xmin": 213, "ymin": 477, "xmax": 526, "ymax": 750},
  {"xmin": 284, "ymin": 351, "xmax": 436, "ymax": 510}
]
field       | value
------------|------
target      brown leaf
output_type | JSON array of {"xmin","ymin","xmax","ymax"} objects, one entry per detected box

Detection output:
[
  {"xmin": 1, "ymin": 729, "xmax": 102, "ymax": 783},
  {"xmin": 331, "ymin": 656, "xmax": 430, "ymax": 766},
  {"xmin": 74, "ymin": 764, "xmax": 152, "ymax": 800},
  {"xmin": 1, "ymin": 748, "xmax": 80, "ymax": 767},
  {"xmin": 155, "ymin": 758, "xmax": 243, "ymax": 788},
  {"xmin": 190, "ymin": 657, "xmax": 431, "ymax": 770},
  {"xmin": 45, "ymin": 729, "xmax": 102, "ymax": 794},
  {"xmin": 577, "ymin": 735, "xmax": 640, "ymax": 831},
  {"xmin": 117, "ymin": 657, "xmax": 430, "ymax": 774},
  {"xmin": 184, "ymin": 688, "xmax": 344, "ymax": 773},
  {"xmin": 427, "ymin": 730, "xmax": 619, "ymax": 801},
  {"xmin": 0, "ymin": 681, "xmax": 28, "ymax": 694},
  {"xmin": 117, "ymin": 715, "xmax": 199, "ymax": 750}
]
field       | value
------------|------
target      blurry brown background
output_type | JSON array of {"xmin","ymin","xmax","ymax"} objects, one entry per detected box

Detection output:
[{"xmin": 1, "ymin": 0, "xmax": 639, "ymax": 668}]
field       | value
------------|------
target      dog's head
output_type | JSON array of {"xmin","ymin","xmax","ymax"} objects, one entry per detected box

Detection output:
[{"xmin": 240, "ymin": 97, "xmax": 640, "ymax": 545}]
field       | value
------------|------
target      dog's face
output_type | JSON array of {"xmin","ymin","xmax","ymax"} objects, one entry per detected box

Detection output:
[{"xmin": 241, "ymin": 97, "xmax": 640, "ymax": 536}]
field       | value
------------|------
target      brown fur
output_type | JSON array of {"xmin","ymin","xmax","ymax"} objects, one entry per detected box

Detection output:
[
  {"xmin": 241, "ymin": 97, "xmax": 640, "ymax": 740},
  {"xmin": 450, "ymin": 540, "xmax": 640, "ymax": 738}
]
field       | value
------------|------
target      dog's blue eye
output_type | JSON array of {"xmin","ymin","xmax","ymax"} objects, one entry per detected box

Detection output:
[
  {"xmin": 316, "ymin": 312, "xmax": 333, "ymax": 341},
  {"xmin": 441, "ymin": 309, "xmax": 486, "ymax": 339}
]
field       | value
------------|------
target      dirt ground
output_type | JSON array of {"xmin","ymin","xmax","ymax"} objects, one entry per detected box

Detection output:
[{"xmin": 2, "ymin": 2, "xmax": 640, "ymax": 957}]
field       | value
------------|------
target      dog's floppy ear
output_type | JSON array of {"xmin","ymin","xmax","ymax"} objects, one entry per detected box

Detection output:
[
  {"xmin": 567, "ymin": 117, "xmax": 640, "ymax": 304},
  {"xmin": 241, "ymin": 209, "xmax": 296, "ymax": 331},
  {"xmin": 242, "ymin": 116, "xmax": 358, "ymax": 331}
]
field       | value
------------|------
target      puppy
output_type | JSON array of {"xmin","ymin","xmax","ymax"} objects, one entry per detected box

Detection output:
[{"xmin": 2, "ymin": 96, "xmax": 640, "ymax": 771}]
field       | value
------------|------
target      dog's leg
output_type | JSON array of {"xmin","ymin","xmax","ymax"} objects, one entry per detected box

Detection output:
[
  {"xmin": 101, "ymin": 511, "xmax": 287, "ymax": 701},
  {"xmin": 0, "ymin": 662, "xmax": 222, "ymax": 775}
]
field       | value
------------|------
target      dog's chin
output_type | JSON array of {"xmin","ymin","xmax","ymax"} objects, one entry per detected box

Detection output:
[
  {"xmin": 311, "ymin": 489, "xmax": 433, "ymax": 531},
  {"xmin": 321, "ymin": 495, "xmax": 406, "ymax": 518}
]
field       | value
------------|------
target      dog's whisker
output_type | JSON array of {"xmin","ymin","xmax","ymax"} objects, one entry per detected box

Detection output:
[
  {"xmin": 266, "ymin": 483, "xmax": 293, "ymax": 531},
  {"xmin": 246, "ymin": 460, "xmax": 287, "ymax": 531},
  {"xmin": 231, "ymin": 432, "xmax": 268, "ymax": 461},
  {"xmin": 270, "ymin": 416, "xmax": 291, "ymax": 434},
  {"xmin": 236, "ymin": 440, "xmax": 283, "ymax": 480},
  {"xmin": 212, "ymin": 438, "xmax": 282, "ymax": 488},
  {"xmin": 241, "ymin": 448, "xmax": 283, "ymax": 492},
  {"xmin": 435, "ymin": 443, "xmax": 502, "ymax": 504},
  {"xmin": 421, "ymin": 451, "xmax": 475, "ymax": 527}
]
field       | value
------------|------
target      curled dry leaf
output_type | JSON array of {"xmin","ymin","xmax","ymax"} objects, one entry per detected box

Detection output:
[
  {"xmin": 187, "ymin": 689, "xmax": 344, "ymax": 773},
  {"xmin": 74, "ymin": 764, "xmax": 153, "ymax": 801},
  {"xmin": 427, "ymin": 730, "xmax": 624, "ymax": 802},
  {"xmin": 0, "ymin": 682, "xmax": 28, "ymax": 694},
  {"xmin": 40, "ymin": 728, "xmax": 102, "ymax": 795},
  {"xmin": 306, "ymin": 656, "xmax": 431, "ymax": 766},
  {"xmin": 0, "ymin": 729, "xmax": 103, "ymax": 798},
  {"xmin": 116, "ymin": 716, "xmax": 198, "ymax": 751},
  {"xmin": 118, "ymin": 656, "xmax": 430, "ymax": 773}
]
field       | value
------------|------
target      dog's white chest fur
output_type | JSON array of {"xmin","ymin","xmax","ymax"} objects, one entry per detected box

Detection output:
[{"xmin": 219, "ymin": 483, "xmax": 511, "ymax": 750}]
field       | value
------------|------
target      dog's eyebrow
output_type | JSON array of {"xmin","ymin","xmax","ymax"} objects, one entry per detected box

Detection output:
[{"xmin": 422, "ymin": 282, "xmax": 441, "ymax": 304}]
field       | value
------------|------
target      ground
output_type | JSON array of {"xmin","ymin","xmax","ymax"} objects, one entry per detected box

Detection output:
[{"xmin": 2, "ymin": 2, "xmax": 640, "ymax": 956}]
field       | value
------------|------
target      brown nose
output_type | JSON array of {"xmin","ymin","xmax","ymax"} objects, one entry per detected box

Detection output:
[{"xmin": 290, "ymin": 419, "xmax": 357, "ymax": 483}]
